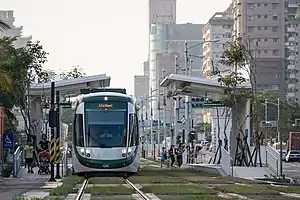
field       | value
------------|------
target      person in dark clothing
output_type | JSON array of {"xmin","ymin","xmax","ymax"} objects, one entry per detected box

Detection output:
[
  {"xmin": 168, "ymin": 145, "xmax": 175, "ymax": 167},
  {"xmin": 39, "ymin": 134, "xmax": 49, "ymax": 151},
  {"xmin": 176, "ymin": 143, "xmax": 183, "ymax": 167}
]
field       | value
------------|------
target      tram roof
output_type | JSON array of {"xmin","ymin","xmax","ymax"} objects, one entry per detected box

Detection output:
[{"xmin": 78, "ymin": 91, "xmax": 134, "ymax": 100}]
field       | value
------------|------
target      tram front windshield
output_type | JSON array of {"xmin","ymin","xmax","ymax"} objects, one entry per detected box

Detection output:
[{"xmin": 85, "ymin": 102, "xmax": 127, "ymax": 148}]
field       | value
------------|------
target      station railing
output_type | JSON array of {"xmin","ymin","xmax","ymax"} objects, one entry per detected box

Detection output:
[{"xmin": 13, "ymin": 146, "xmax": 24, "ymax": 177}]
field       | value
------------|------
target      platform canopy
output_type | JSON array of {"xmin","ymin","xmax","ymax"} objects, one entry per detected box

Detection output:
[
  {"xmin": 29, "ymin": 74, "xmax": 111, "ymax": 97},
  {"xmin": 160, "ymin": 74, "xmax": 251, "ymax": 99}
]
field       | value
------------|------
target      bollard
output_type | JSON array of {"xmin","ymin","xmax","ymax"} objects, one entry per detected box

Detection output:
[
  {"xmin": 55, "ymin": 136, "xmax": 61, "ymax": 179},
  {"xmin": 55, "ymin": 91, "xmax": 61, "ymax": 179}
]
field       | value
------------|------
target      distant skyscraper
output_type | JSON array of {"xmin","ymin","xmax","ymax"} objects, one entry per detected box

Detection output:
[
  {"xmin": 148, "ymin": 0, "xmax": 177, "ymax": 29},
  {"xmin": 0, "ymin": 10, "xmax": 32, "ymax": 48}
]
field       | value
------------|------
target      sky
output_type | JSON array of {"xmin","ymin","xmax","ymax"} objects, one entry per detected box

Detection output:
[{"xmin": 2, "ymin": 0, "xmax": 231, "ymax": 95}]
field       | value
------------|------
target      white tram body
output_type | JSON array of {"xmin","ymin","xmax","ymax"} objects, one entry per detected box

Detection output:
[{"xmin": 72, "ymin": 88, "xmax": 140, "ymax": 175}]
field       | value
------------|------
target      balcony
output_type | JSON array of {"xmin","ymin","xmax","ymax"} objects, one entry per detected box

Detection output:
[
  {"xmin": 288, "ymin": 27, "xmax": 296, "ymax": 32},
  {"xmin": 287, "ymin": 92, "xmax": 295, "ymax": 97},
  {"xmin": 289, "ymin": 74, "xmax": 296, "ymax": 79},
  {"xmin": 288, "ymin": 3, "xmax": 298, "ymax": 8},
  {"xmin": 288, "ymin": 65, "xmax": 296, "ymax": 70},
  {"xmin": 289, "ymin": 37, "xmax": 296, "ymax": 42},
  {"xmin": 288, "ymin": 46, "xmax": 296, "ymax": 51},
  {"xmin": 288, "ymin": 83, "xmax": 296, "ymax": 88},
  {"xmin": 287, "ymin": 56, "xmax": 296, "ymax": 60}
]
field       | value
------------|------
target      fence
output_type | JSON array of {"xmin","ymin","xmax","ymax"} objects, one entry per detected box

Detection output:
[
  {"xmin": 13, "ymin": 146, "xmax": 24, "ymax": 177},
  {"xmin": 266, "ymin": 150, "xmax": 279, "ymax": 176}
]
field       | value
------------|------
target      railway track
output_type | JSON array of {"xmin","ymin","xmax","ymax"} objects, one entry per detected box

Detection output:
[{"xmin": 74, "ymin": 177, "xmax": 151, "ymax": 200}]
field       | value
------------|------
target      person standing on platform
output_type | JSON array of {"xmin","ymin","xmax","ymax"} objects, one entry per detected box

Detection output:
[
  {"xmin": 39, "ymin": 134, "xmax": 49, "ymax": 151},
  {"xmin": 24, "ymin": 140, "xmax": 35, "ymax": 173}
]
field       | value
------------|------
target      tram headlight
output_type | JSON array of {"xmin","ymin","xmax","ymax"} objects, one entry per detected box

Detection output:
[
  {"xmin": 121, "ymin": 147, "xmax": 134, "ymax": 157},
  {"xmin": 79, "ymin": 148, "xmax": 90, "ymax": 156},
  {"xmin": 80, "ymin": 148, "xmax": 85, "ymax": 155}
]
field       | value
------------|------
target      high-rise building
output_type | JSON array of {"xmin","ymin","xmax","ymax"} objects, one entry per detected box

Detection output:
[
  {"xmin": 0, "ymin": 10, "xmax": 32, "ymax": 48},
  {"xmin": 202, "ymin": 5, "xmax": 234, "ymax": 124},
  {"xmin": 143, "ymin": 61, "xmax": 150, "ymax": 76},
  {"xmin": 134, "ymin": 75, "xmax": 149, "ymax": 100},
  {"xmin": 202, "ymin": 8, "xmax": 234, "ymax": 76},
  {"xmin": 285, "ymin": 1, "xmax": 300, "ymax": 102},
  {"xmin": 149, "ymin": 23, "xmax": 204, "ymax": 119},
  {"xmin": 232, "ymin": 0, "xmax": 286, "ymax": 99},
  {"xmin": 149, "ymin": 0, "xmax": 176, "ymax": 29}
]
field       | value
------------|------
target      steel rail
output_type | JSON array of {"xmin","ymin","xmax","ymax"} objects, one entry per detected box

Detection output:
[
  {"xmin": 124, "ymin": 178, "xmax": 151, "ymax": 200},
  {"xmin": 75, "ymin": 179, "xmax": 89, "ymax": 200}
]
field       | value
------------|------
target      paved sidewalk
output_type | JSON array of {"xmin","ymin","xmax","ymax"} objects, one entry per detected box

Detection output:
[
  {"xmin": 0, "ymin": 165, "xmax": 66, "ymax": 200},
  {"xmin": 0, "ymin": 167, "xmax": 49, "ymax": 199}
]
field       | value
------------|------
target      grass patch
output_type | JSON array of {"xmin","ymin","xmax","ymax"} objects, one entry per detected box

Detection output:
[
  {"xmin": 129, "ymin": 175, "xmax": 186, "ymax": 184},
  {"xmin": 62, "ymin": 175, "xmax": 85, "ymax": 185},
  {"xmin": 215, "ymin": 185, "xmax": 279, "ymax": 195},
  {"xmin": 86, "ymin": 186, "xmax": 134, "ymax": 195},
  {"xmin": 50, "ymin": 185, "xmax": 75, "ymax": 196},
  {"xmin": 140, "ymin": 158, "xmax": 159, "ymax": 165},
  {"xmin": 184, "ymin": 176, "xmax": 257, "ymax": 184},
  {"xmin": 141, "ymin": 184, "xmax": 217, "ymax": 195},
  {"xmin": 50, "ymin": 175, "xmax": 84, "ymax": 196},
  {"xmin": 268, "ymin": 185, "xmax": 300, "ymax": 194},
  {"xmin": 89, "ymin": 177, "xmax": 124, "ymax": 184},
  {"xmin": 165, "ymin": 196, "xmax": 233, "ymax": 200},
  {"xmin": 13, "ymin": 197, "xmax": 46, "ymax": 200},
  {"xmin": 92, "ymin": 198, "xmax": 133, "ymax": 200}
]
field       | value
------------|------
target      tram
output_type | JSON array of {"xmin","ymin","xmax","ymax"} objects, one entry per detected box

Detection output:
[{"xmin": 72, "ymin": 88, "xmax": 140, "ymax": 176}]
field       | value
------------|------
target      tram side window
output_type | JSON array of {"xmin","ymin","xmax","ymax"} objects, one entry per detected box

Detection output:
[
  {"xmin": 75, "ymin": 114, "xmax": 84, "ymax": 147},
  {"xmin": 130, "ymin": 114, "xmax": 139, "ymax": 146},
  {"xmin": 134, "ymin": 114, "xmax": 139, "ymax": 145}
]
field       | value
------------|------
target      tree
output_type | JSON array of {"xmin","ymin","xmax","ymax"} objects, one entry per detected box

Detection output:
[
  {"xmin": 8, "ymin": 41, "xmax": 49, "ymax": 137},
  {"xmin": 0, "ymin": 19, "xmax": 10, "ymax": 31},
  {"xmin": 217, "ymin": 36, "xmax": 257, "ymax": 166},
  {"xmin": 0, "ymin": 20, "xmax": 13, "ymax": 92},
  {"xmin": 37, "ymin": 69, "xmax": 56, "ymax": 83},
  {"xmin": 60, "ymin": 65, "xmax": 85, "ymax": 80}
]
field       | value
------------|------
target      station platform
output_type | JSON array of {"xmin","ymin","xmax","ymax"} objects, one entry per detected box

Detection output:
[
  {"xmin": 19, "ymin": 165, "xmax": 68, "ymax": 199},
  {"xmin": 0, "ymin": 165, "xmax": 64, "ymax": 200}
]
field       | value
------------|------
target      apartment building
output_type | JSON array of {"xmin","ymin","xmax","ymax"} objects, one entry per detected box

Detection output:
[
  {"xmin": 285, "ymin": 1, "xmax": 300, "ymax": 102},
  {"xmin": 202, "ymin": 10, "xmax": 233, "ymax": 75},
  {"xmin": 232, "ymin": 0, "xmax": 286, "ymax": 99}
]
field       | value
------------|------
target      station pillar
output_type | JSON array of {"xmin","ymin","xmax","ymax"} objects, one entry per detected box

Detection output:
[{"xmin": 230, "ymin": 99, "xmax": 251, "ymax": 159}]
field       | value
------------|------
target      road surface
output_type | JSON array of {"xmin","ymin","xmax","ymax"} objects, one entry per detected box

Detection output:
[{"xmin": 283, "ymin": 161, "xmax": 300, "ymax": 180}]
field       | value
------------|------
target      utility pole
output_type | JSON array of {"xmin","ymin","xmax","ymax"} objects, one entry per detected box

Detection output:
[
  {"xmin": 157, "ymin": 91, "xmax": 161, "ymax": 156},
  {"xmin": 150, "ymin": 88, "xmax": 154, "ymax": 159},
  {"xmin": 184, "ymin": 41, "xmax": 191, "ymax": 145},
  {"xmin": 141, "ymin": 99, "xmax": 145, "ymax": 158},
  {"xmin": 145, "ymin": 94, "xmax": 149, "ymax": 156},
  {"xmin": 174, "ymin": 56, "xmax": 179, "ymax": 146},
  {"xmin": 49, "ymin": 82, "xmax": 56, "ymax": 182},
  {"xmin": 162, "ymin": 69, "xmax": 167, "ymax": 149},
  {"xmin": 264, "ymin": 98, "xmax": 268, "ymax": 164},
  {"xmin": 278, "ymin": 98, "xmax": 283, "ymax": 177},
  {"xmin": 55, "ymin": 91, "xmax": 61, "ymax": 179}
]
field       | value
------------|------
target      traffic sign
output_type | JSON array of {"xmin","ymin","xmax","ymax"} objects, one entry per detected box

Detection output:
[
  {"xmin": 3, "ymin": 131, "xmax": 14, "ymax": 150},
  {"xmin": 60, "ymin": 102, "xmax": 72, "ymax": 108},
  {"xmin": 260, "ymin": 120, "xmax": 278, "ymax": 128}
]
